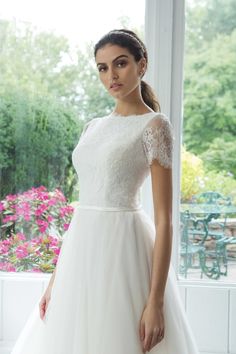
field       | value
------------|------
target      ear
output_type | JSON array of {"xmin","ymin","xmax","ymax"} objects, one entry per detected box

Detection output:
[{"xmin": 138, "ymin": 57, "xmax": 147, "ymax": 74}]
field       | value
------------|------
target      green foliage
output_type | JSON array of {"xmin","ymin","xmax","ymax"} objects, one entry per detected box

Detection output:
[
  {"xmin": 200, "ymin": 170, "xmax": 236, "ymax": 204},
  {"xmin": 200, "ymin": 136, "xmax": 236, "ymax": 178},
  {"xmin": 75, "ymin": 43, "xmax": 114, "ymax": 119},
  {"xmin": 0, "ymin": 88, "xmax": 81, "ymax": 200},
  {"xmin": 181, "ymin": 146, "xmax": 205, "ymax": 201},
  {"xmin": 184, "ymin": 29, "xmax": 236, "ymax": 152},
  {"xmin": 0, "ymin": 19, "xmax": 78, "ymax": 101},
  {"xmin": 181, "ymin": 146, "xmax": 236, "ymax": 204},
  {"xmin": 0, "ymin": 19, "xmax": 115, "ymax": 120},
  {"xmin": 185, "ymin": 0, "xmax": 236, "ymax": 51},
  {"xmin": 0, "ymin": 18, "xmax": 141, "ymax": 202},
  {"xmin": 183, "ymin": 1, "xmax": 236, "ymax": 177}
]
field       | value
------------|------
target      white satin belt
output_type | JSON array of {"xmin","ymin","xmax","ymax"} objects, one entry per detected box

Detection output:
[{"xmin": 76, "ymin": 204, "xmax": 143, "ymax": 212}]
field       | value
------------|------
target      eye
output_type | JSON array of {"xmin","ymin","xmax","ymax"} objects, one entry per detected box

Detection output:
[
  {"xmin": 98, "ymin": 66, "xmax": 106, "ymax": 72},
  {"xmin": 116, "ymin": 60, "xmax": 127, "ymax": 67}
]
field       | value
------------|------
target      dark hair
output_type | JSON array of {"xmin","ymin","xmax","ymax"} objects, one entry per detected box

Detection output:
[{"xmin": 94, "ymin": 29, "xmax": 161, "ymax": 112}]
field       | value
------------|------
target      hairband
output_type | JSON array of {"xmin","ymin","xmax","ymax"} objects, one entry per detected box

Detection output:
[{"xmin": 108, "ymin": 30, "xmax": 146, "ymax": 54}]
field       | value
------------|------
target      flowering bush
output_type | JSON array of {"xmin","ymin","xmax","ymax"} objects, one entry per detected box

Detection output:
[
  {"xmin": 0, "ymin": 232, "xmax": 61, "ymax": 273},
  {"xmin": 0, "ymin": 186, "xmax": 74, "ymax": 273}
]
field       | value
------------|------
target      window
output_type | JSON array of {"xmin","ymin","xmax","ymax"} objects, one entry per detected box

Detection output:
[
  {"xmin": 0, "ymin": 0, "xmax": 145, "ymax": 273},
  {"xmin": 179, "ymin": 0, "xmax": 236, "ymax": 282}
]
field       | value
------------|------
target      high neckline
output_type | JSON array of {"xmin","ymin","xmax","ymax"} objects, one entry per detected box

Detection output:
[{"xmin": 109, "ymin": 111, "xmax": 157, "ymax": 118}]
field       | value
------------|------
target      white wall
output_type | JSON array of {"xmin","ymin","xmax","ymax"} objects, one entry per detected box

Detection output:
[{"xmin": 0, "ymin": 272, "xmax": 49, "ymax": 354}]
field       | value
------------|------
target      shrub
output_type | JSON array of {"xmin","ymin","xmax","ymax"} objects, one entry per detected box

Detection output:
[
  {"xmin": 181, "ymin": 145, "xmax": 236, "ymax": 204},
  {"xmin": 0, "ymin": 185, "xmax": 74, "ymax": 272}
]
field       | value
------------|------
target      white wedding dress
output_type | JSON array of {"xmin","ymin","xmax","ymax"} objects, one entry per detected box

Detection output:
[{"xmin": 11, "ymin": 111, "xmax": 199, "ymax": 354}]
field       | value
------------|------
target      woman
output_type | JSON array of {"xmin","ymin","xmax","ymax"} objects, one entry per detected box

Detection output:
[{"xmin": 11, "ymin": 29, "xmax": 199, "ymax": 354}]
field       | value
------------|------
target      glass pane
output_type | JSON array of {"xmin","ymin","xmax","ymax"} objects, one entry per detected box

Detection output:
[
  {"xmin": 179, "ymin": 0, "xmax": 236, "ymax": 282},
  {"xmin": 0, "ymin": 0, "xmax": 145, "ymax": 273}
]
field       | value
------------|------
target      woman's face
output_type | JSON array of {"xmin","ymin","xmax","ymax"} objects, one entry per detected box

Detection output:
[{"xmin": 95, "ymin": 44, "xmax": 146, "ymax": 99}]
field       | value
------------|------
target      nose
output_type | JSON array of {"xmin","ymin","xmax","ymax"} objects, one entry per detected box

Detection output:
[{"xmin": 108, "ymin": 67, "xmax": 119, "ymax": 82}]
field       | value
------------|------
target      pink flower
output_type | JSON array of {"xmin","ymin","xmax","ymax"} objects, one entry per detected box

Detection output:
[
  {"xmin": 31, "ymin": 268, "xmax": 42, "ymax": 273},
  {"xmin": 37, "ymin": 191, "xmax": 50, "ymax": 201},
  {"xmin": 16, "ymin": 232, "xmax": 26, "ymax": 241},
  {"xmin": 36, "ymin": 219, "xmax": 49, "ymax": 233},
  {"xmin": 59, "ymin": 206, "xmax": 73, "ymax": 218},
  {"xmin": 15, "ymin": 245, "xmax": 29, "ymax": 259},
  {"xmin": 37, "ymin": 186, "xmax": 47, "ymax": 192},
  {"xmin": 52, "ymin": 256, "xmax": 58, "ymax": 265},
  {"xmin": 2, "ymin": 239, "xmax": 11, "ymax": 245},
  {"xmin": 47, "ymin": 236, "xmax": 59, "ymax": 246},
  {"xmin": 0, "ymin": 244, "xmax": 9, "ymax": 254},
  {"xmin": 24, "ymin": 214, "xmax": 31, "ymax": 221},
  {"xmin": 6, "ymin": 194, "xmax": 17, "ymax": 202},
  {"xmin": 50, "ymin": 239, "xmax": 59, "ymax": 246},
  {"xmin": 47, "ymin": 215, "xmax": 54, "ymax": 222},
  {"xmin": 0, "ymin": 262, "xmax": 16, "ymax": 272},
  {"xmin": 54, "ymin": 188, "xmax": 66, "ymax": 202},
  {"xmin": 63, "ymin": 223, "xmax": 70, "ymax": 230},
  {"xmin": 35, "ymin": 204, "xmax": 48, "ymax": 216},
  {"xmin": 53, "ymin": 248, "xmax": 60, "ymax": 255},
  {"xmin": 47, "ymin": 198, "xmax": 57, "ymax": 206},
  {"xmin": 2, "ymin": 215, "xmax": 17, "ymax": 223},
  {"xmin": 15, "ymin": 202, "xmax": 31, "ymax": 217}
]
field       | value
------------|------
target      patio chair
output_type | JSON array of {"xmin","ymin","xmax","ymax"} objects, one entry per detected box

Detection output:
[
  {"xmin": 191, "ymin": 191, "xmax": 232, "ymax": 240},
  {"xmin": 191, "ymin": 191, "xmax": 234, "ymax": 276},
  {"xmin": 179, "ymin": 210, "xmax": 206, "ymax": 278}
]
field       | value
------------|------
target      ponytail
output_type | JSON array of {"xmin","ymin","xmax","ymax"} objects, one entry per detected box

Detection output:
[{"xmin": 141, "ymin": 80, "xmax": 161, "ymax": 112}]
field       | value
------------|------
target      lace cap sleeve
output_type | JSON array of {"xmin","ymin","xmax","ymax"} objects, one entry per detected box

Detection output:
[{"xmin": 142, "ymin": 114, "xmax": 174, "ymax": 169}]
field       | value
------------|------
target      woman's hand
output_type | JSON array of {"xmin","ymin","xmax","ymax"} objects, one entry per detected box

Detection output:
[
  {"xmin": 139, "ymin": 299, "xmax": 165, "ymax": 353},
  {"xmin": 39, "ymin": 285, "xmax": 52, "ymax": 321}
]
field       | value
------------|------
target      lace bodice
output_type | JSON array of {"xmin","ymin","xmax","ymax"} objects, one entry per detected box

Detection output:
[{"xmin": 72, "ymin": 112, "xmax": 174, "ymax": 209}]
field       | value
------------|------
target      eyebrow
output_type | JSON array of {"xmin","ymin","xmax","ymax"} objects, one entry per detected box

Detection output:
[{"xmin": 96, "ymin": 55, "xmax": 129, "ymax": 66}]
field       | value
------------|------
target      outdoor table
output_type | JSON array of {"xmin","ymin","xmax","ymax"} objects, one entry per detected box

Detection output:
[
  {"xmin": 180, "ymin": 203, "xmax": 236, "ymax": 219},
  {"xmin": 180, "ymin": 203, "xmax": 236, "ymax": 279}
]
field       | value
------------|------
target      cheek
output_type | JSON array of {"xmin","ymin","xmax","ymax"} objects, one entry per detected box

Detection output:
[
  {"xmin": 125, "ymin": 66, "xmax": 139, "ymax": 81},
  {"xmin": 99, "ymin": 74, "xmax": 107, "ymax": 85}
]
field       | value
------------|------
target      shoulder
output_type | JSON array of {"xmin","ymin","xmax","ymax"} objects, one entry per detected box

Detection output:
[
  {"xmin": 81, "ymin": 116, "xmax": 103, "ymax": 136},
  {"xmin": 143, "ymin": 112, "xmax": 173, "ymax": 130},
  {"xmin": 142, "ymin": 112, "xmax": 174, "ymax": 169},
  {"xmin": 142, "ymin": 112, "xmax": 174, "ymax": 143}
]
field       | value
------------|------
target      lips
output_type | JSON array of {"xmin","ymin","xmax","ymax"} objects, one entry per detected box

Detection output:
[{"xmin": 110, "ymin": 83, "xmax": 123, "ymax": 89}]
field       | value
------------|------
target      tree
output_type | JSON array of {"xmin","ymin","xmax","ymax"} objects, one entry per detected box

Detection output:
[
  {"xmin": 0, "ymin": 88, "xmax": 81, "ymax": 200},
  {"xmin": 183, "ymin": 0, "xmax": 236, "ymax": 181},
  {"xmin": 185, "ymin": 0, "xmax": 236, "ymax": 52},
  {"xmin": 200, "ymin": 136, "xmax": 236, "ymax": 178}
]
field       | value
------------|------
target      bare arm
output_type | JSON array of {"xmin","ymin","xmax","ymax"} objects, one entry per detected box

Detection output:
[
  {"xmin": 139, "ymin": 115, "xmax": 173, "ymax": 352},
  {"xmin": 39, "ymin": 266, "xmax": 57, "ymax": 320},
  {"xmin": 147, "ymin": 160, "xmax": 173, "ymax": 306},
  {"xmin": 47, "ymin": 266, "xmax": 57, "ymax": 289}
]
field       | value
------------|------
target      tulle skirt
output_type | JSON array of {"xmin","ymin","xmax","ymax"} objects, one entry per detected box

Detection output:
[{"xmin": 11, "ymin": 205, "xmax": 199, "ymax": 354}]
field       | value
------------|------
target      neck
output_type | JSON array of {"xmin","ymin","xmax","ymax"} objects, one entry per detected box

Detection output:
[{"xmin": 114, "ymin": 87, "xmax": 151, "ymax": 116}]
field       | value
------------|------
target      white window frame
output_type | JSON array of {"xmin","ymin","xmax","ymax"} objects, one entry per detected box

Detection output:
[
  {"xmin": 142, "ymin": 0, "xmax": 185, "ymax": 274},
  {"xmin": 143, "ymin": 0, "xmax": 236, "ymax": 289}
]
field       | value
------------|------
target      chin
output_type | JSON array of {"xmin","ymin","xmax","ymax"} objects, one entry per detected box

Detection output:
[
  {"xmin": 110, "ymin": 92, "xmax": 125, "ymax": 99},
  {"xmin": 112, "ymin": 88, "xmax": 131, "ymax": 98}
]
